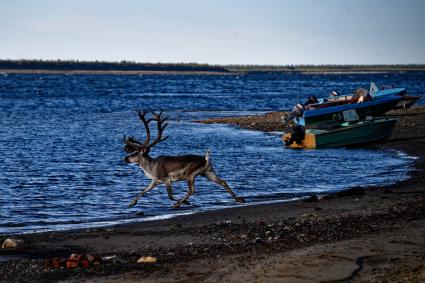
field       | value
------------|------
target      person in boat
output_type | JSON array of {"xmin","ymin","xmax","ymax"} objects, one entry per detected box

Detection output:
[{"xmin": 303, "ymin": 95, "xmax": 319, "ymax": 107}]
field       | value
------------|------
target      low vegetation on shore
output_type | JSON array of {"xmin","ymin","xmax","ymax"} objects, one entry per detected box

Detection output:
[
  {"xmin": 1, "ymin": 59, "xmax": 425, "ymax": 74},
  {"xmin": 0, "ymin": 59, "xmax": 228, "ymax": 73}
]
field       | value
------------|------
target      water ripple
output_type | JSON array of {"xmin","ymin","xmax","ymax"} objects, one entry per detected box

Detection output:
[{"xmin": 0, "ymin": 73, "xmax": 421, "ymax": 234}]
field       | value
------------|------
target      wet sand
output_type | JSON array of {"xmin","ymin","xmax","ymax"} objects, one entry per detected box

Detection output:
[{"xmin": 1, "ymin": 107, "xmax": 425, "ymax": 283}]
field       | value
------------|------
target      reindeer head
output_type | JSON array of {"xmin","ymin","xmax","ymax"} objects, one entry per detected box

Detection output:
[{"xmin": 123, "ymin": 111, "xmax": 169, "ymax": 163}]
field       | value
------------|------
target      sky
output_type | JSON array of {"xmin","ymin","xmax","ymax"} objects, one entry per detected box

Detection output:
[{"xmin": 1, "ymin": 0, "xmax": 424, "ymax": 65}]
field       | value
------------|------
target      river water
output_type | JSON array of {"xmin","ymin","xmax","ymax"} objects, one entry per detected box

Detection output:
[{"xmin": 0, "ymin": 72, "xmax": 423, "ymax": 234}]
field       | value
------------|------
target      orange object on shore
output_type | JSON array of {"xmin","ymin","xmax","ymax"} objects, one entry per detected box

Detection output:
[
  {"xmin": 66, "ymin": 254, "xmax": 97, "ymax": 268},
  {"xmin": 46, "ymin": 258, "xmax": 64, "ymax": 268}
]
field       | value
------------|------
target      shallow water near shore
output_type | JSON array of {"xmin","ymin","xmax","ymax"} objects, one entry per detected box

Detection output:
[{"xmin": 0, "ymin": 72, "xmax": 423, "ymax": 234}]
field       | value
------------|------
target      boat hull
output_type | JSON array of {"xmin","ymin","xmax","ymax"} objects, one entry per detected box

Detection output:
[
  {"xmin": 303, "ymin": 95, "xmax": 402, "ymax": 128},
  {"xmin": 283, "ymin": 118, "xmax": 397, "ymax": 149},
  {"xmin": 394, "ymin": 95, "xmax": 421, "ymax": 109},
  {"xmin": 374, "ymin": 88, "xmax": 420, "ymax": 109}
]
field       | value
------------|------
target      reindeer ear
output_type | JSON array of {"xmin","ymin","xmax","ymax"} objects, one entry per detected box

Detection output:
[
  {"xmin": 123, "ymin": 136, "xmax": 141, "ymax": 153},
  {"xmin": 124, "ymin": 145, "xmax": 133, "ymax": 153}
]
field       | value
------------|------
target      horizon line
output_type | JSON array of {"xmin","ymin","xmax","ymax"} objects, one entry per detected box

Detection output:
[{"xmin": 1, "ymin": 58, "xmax": 425, "ymax": 67}]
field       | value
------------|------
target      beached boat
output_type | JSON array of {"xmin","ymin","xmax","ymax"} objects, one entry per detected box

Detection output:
[
  {"xmin": 312, "ymin": 84, "xmax": 419, "ymax": 110},
  {"xmin": 302, "ymin": 95, "xmax": 402, "ymax": 128},
  {"xmin": 283, "ymin": 117, "xmax": 397, "ymax": 149},
  {"xmin": 361, "ymin": 84, "xmax": 420, "ymax": 109},
  {"xmin": 325, "ymin": 85, "xmax": 405, "ymax": 103},
  {"xmin": 337, "ymin": 83, "xmax": 421, "ymax": 109}
]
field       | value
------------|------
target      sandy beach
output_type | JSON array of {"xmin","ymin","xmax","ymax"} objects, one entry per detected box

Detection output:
[{"xmin": 1, "ymin": 107, "xmax": 425, "ymax": 283}]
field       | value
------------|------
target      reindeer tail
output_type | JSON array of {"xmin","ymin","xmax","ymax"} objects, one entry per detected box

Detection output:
[{"xmin": 205, "ymin": 149, "xmax": 211, "ymax": 167}]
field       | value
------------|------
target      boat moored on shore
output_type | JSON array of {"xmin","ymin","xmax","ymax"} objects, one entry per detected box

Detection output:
[{"xmin": 283, "ymin": 117, "xmax": 397, "ymax": 149}]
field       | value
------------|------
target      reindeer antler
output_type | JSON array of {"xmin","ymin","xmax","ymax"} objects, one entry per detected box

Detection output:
[
  {"xmin": 124, "ymin": 111, "xmax": 170, "ymax": 153},
  {"xmin": 148, "ymin": 111, "xmax": 169, "ymax": 148},
  {"xmin": 138, "ymin": 111, "xmax": 156, "ymax": 147}
]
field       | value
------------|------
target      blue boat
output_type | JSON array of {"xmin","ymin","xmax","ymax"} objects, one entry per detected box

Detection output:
[
  {"xmin": 370, "ymin": 84, "xmax": 420, "ymax": 109},
  {"xmin": 302, "ymin": 94, "xmax": 403, "ymax": 128},
  {"xmin": 317, "ymin": 83, "xmax": 418, "ymax": 110}
]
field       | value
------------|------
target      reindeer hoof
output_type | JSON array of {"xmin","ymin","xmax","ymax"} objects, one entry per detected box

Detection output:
[
  {"xmin": 173, "ymin": 202, "xmax": 181, "ymax": 209},
  {"xmin": 128, "ymin": 200, "xmax": 138, "ymax": 208},
  {"xmin": 236, "ymin": 197, "xmax": 245, "ymax": 203}
]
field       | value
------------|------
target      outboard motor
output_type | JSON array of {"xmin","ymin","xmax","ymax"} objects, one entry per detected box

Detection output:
[
  {"xmin": 291, "ymin": 103, "xmax": 304, "ymax": 117},
  {"xmin": 284, "ymin": 125, "xmax": 306, "ymax": 146}
]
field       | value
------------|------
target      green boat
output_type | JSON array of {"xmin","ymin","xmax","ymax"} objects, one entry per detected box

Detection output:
[{"xmin": 283, "ymin": 117, "xmax": 397, "ymax": 149}]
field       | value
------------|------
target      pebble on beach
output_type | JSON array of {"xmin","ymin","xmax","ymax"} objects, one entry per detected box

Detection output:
[
  {"xmin": 137, "ymin": 256, "xmax": 157, "ymax": 264},
  {"xmin": 1, "ymin": 238, "xmax": 27, "ymax": 249}
]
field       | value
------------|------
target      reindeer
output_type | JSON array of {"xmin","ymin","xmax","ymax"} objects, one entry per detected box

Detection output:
[{"xmin": 123, "ymin": 111, "xmax": 245, "ymax": 208}]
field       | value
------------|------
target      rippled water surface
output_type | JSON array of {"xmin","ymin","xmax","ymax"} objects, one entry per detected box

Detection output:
[{"xmin": 1, "ymin": 72, "xmax": 423, "ymax": 234}]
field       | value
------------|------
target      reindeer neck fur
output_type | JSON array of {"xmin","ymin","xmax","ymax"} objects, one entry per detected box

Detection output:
[{"xmin": 137, "ymin": 152, "xmax": 157, "ymax": 179}]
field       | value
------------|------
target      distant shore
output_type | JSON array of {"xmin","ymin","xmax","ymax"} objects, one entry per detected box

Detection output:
[
  {"xmin": 0, "ymin": 69, "xmax": 232, "ymax": 76},
  {"xmin": 1, "ymin": 59, "xmax": 425, "ymax": 75},
  {"xmin": 0, "ymin": 69, "xmax": 414, "ymax": 75},
  {"xmin": 1, "ymin": 107, "xmax": 425, "ymax": 282}
]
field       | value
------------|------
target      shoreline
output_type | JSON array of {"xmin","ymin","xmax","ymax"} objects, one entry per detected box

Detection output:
[
  {"xmin": 1, "ymin": 107, "xmax": 425, "ymax": 282},
  {"xmin": 0, "ymin": 111, "xmax": 413, "ymax": 236},
  {"xmin": 0, "ymin": 170, "xmax": 411, "ymax": 237},
  {"xmin": 2, "ymin": 68, "xmax": 425, "ymax": 76},
  {"xmin": 0, "ymin": 69, "xmax": 233, "ymax": 76}
]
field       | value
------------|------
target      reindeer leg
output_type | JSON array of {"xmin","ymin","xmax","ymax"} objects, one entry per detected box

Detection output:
[
  {"xmin": 203, "ymin": 171, "xmax": 245, "ymax": 203},
  {"xmin": 166, "ymin": 182, "xmax": 190, "ymax": 205},
  {"xmin": 173, "ymin": 179, "xmax": 195, "ymax": 208},
  {"xmin": 166, "ymin": 183, "xmax": 174, "ymax": 201},
  {"xmin": 129, "ymin": 180, "xmax": 158, "ymax": 208}
]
